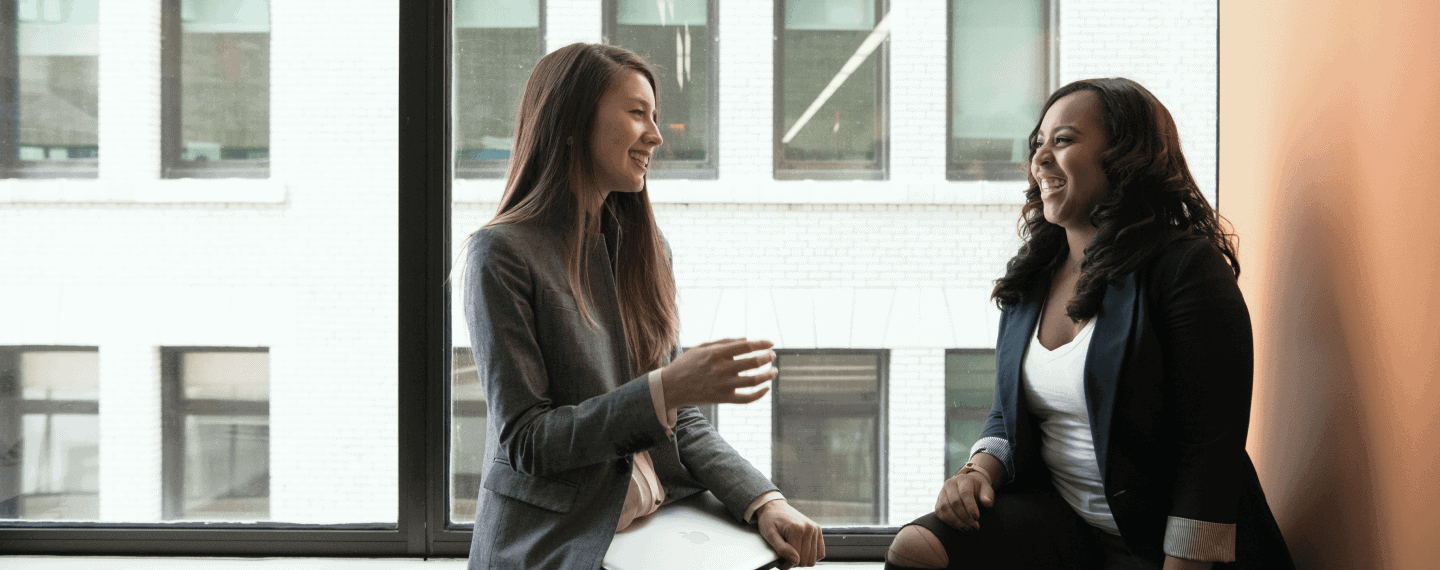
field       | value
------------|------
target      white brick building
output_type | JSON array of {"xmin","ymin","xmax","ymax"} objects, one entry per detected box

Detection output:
[{"xmin": 1, "ymin": 0, "xmax": 1216, "ymax": 527}]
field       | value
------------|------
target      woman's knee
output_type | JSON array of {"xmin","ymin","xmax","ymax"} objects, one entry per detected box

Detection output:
[{"xmin": 886, "ymin": 525, "xmax": 948, "ymax": 569}]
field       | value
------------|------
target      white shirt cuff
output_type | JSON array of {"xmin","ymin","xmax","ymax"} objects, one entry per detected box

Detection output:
[
  {"xmin": 647, "ymin": 368, "xmax": 677, "ymax": 435},
  {"xmin": 744, "ymin": 491, "xmax": 785, "ymax": 523}
]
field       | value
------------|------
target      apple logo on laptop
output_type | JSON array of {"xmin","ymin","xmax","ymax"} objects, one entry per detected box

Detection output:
[{"xmin": 679, "ymin": 531, "xmax": 710, "ymax": 544}]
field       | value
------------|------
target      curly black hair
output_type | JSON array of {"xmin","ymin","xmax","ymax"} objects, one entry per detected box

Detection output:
[{"xmin": 991, "ymin": 77, "xmax": 1239, "ymax": 320}]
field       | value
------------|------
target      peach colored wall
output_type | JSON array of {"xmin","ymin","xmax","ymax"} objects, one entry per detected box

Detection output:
[{"xmin": 1220, "ymin": 1, "xmax": 1440, "ymax": 568}]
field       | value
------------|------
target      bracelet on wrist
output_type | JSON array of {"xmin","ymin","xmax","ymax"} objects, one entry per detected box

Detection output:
[{"xmin": 958, "ymin": 461, "xmax": 994, "ymax": 486}]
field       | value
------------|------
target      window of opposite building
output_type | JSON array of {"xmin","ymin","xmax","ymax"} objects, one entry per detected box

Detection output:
[
  {"xmin": 602, "ymin": 0, "xmax": 718, "ymax": 179},
  {"xmin": 450, "ymin": 347, "xmax": 487, "ymax": 523},
  {"xmin": 775, "ymin": 0, "xmax": 889, "ymax": 181},
  {"xmin": 772, "ymin": 349, "xmax": 886, "ymax": 526},
  {"xmin": 947, "ymin": 0, "xmax": 1052, "ymax": 181},
  {"xmin": 160, "ymin": 0, "xmax": 270, "ymax": 178},
  {"xmin": 453, "ymin": 0, "xmax": 545, "ymax": 179},
  {"xmin": 0, "ymin": 0, "xmax": 99, "ymax": 178},
  {"xmin": 945, "ymin": 349, "xmax": 996, "ymax": 476},
  {"xmin": 0, "ymin": 347, "xmax": 100, "ymax": 520},
  {"xmin": 160, "ymin": 348, "xmax": 269, "ymax": 521}
]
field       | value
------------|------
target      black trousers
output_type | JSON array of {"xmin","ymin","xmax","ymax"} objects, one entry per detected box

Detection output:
[{"xmin": 885, "ymin": 481, "xmax": 1162, "ymax": 570}]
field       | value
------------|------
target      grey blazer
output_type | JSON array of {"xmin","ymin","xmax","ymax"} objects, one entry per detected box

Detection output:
[{"xmin": 463, "ymin": 213, "xmax": 777, "ymax": 570}]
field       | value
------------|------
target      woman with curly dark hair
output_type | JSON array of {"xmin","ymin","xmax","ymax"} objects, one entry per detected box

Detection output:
[{"xmin": 885, "ymin": 78, "xmax": 1294, "ymax": 570}]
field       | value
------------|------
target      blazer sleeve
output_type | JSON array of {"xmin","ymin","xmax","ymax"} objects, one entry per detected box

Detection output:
[
  {"xmin": 657, "ymin": 246, "xmax": 779, "ymax": 521},
  {"xmin": 673, "ymin": 405, "xmax": 781, "ymax": 522},
  {"xmin": 464, "ymin": 229, "xmax": 672, "ymax": 477},
  {"xmin": 1152, "ymin": 240, "xmax": 1253, "ymax": 562}
]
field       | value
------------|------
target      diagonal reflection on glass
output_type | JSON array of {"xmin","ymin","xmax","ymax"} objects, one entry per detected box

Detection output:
[{"xmin": 778, "ymin": 0, "xmax": 887, "ymax": 176}]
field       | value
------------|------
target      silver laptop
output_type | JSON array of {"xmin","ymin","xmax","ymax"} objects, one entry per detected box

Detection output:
[{"xmin": 604, "ymin": 491, "xmax": 782, "ymax": 570}]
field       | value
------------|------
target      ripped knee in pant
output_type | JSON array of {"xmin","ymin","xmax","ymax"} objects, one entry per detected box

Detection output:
[{"xmin": 886, "ymin": 525, "xmax": 948, "ymax": 569}]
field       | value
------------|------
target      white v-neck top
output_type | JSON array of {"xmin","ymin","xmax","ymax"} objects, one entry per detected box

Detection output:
[{"xmin": 1021, "ymin": 316, "xmax": 1120, "ymax": 535}]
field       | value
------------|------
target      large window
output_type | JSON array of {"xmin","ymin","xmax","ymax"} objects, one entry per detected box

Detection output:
[
  {"xmin": 603, "ymin": 0, "xmax": 717, "ymax": 178},
  {"xmin": 772, "ymin": 350, "xmax": 886, "ymax": 525},
  {"xmin": 453, "ymin": 0, "xmax": 544, "ymax": 178},
  {"xmin": 945, "ymin": 349, "xmax": 995, "ymax": 476},
  {"xmin": 0, "ymin": 347, "xmax": 100, "ymax": 520},
  {"xmin": 947, "ymin": 0, "xmax": 1051, "ymax": 180},
  {"xmin": 1, "ymin": 0, "xmax": 99, "ymax": 178},
  {"xmin": 161, "ymin": 348, "xmax": 269, "ymax": 521},
  {"xmin": 161, "ymin": 0, "xmax": 270, "ymax": 178},
  {"xmin": 775, "ymin": 0, "xmax": 888, "ymax": 180}
]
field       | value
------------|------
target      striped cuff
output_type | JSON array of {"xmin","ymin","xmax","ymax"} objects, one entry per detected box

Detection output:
[
  {"xmin": 968, "ymin": 437, "xmax": 1014, "ymax": 483},
  {"xmin": 1163, "ymin": 516, "xmax": 1236, "ymax": 562}
]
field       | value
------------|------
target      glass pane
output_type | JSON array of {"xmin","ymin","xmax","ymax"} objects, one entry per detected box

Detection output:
[
  {"xmin": 772, "ymin": 352, "xmax": 882, "ymax": 525},
  {"xmin": 2, "ymin": 348, "xmax": 101, "ymax": 521},
  {"xmin": 450, "ymin": 347, "xmax": 486, "ymax": 523},
  {"xmin": 778, "ymin": 0, "xmax": 885, "ymax": 178},
  {"xmin": 945, "ymin": 350, "xmax": 995, "ymax": 475},
  {"xmin": 169, "ymin": 349, "xmax": 269, "ymax": 521},
  {"xmin": 182, "ymin": 415, "xmax": 268, "ymax": 520},
  {"xmin": 14, "ymin": 0, "xmax": 100, "ymax": 170},
  {"xmin": 179, "ymin": 0, "xmax": 270, "ymax": 162},
  {"xmin": 182, "ymin": 351, "xmax": 269, "ymax": 401},
  {"xmin": 611, "ymin": 0, "xmax": 712, "ymax": 173},
  {"xmin": 454, "ymin": 0, "xmax": 541, "ymax": 178},
  {"xmin": 948, "ymin": 0, "xmax": 1047, "ymax": 180}
]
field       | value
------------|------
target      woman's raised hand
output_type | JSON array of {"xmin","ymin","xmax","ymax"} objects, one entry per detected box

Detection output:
[{"xmin": 660, "ymin": 338, "xmax": 777, "ymax": 408}]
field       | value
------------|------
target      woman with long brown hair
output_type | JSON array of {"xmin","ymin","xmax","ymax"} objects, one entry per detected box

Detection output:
[
  {"xmin": 461, "ymin": 43, "xmax": 823, "ymax": 570},
  {"xmin": 885, "ymin": 78, "xmax": 1294, "ymax": 569}
]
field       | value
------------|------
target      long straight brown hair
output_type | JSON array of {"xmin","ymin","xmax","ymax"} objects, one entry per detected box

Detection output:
[{"xmin": 483, "ymin": 42, "xmax": 678, "ymax": 372}]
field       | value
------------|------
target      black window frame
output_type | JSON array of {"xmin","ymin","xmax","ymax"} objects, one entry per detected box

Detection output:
[
  {"xmin": 772, "ymin": 0, "xmax": 890, "ymax": 181},
  {"xmin": 0, "ymin": 345, "xmax": 101, "ymax": 520},
  {"xmin": 944, "ymin": 0, "xmax": 1057, "ymax": 181},
  {"xmin": 601, "ymin": 0, "xmax": 720, "ymax": 180},
  {"xmin": 160, "ymin": 0, "xmax": 271, "ymax": 179},
  {"xmin": 0, "ymin": 0, "xmax": 896, "ymax": 559},
  {"xmin": 159, "ymin": 346, "xmax": 271, "ymax": 521},
  {"xmin": 0, "ymin": 0, "xmax": 100, "ymax": 179},
  {"xmin": 771, "ymin": 348, "xmax": 891, "ymax": 543},
  {"xmin": 452, "ymin": 0, "xmax": 546, "ymax": 180}
]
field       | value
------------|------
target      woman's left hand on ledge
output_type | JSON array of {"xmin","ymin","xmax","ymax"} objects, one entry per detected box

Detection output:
[{"xmin": 756, "ymin": 499, "xmax": 824, "ymax": 568}]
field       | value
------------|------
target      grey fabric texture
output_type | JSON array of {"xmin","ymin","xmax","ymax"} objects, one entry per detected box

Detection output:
[{"xmin": 463, "ymin": 215, "xmax": 777, "ymax": 570}]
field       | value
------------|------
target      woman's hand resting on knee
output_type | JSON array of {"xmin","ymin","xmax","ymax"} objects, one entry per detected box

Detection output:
[{"xmin": 935, "ymin": 452, "xmax": 1004, "ymax": 530}]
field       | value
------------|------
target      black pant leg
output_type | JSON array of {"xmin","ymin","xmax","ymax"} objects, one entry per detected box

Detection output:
[{"xmin": 890, "ymin": 482, "xmax": 1103, "ymax": 570}]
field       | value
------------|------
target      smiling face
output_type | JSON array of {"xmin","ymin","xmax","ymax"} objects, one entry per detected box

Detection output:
[
  {"xmin": 585, "ymin": 70, "xmax": 663, "ymax": 197},
  {"xmin": 1031, "ymin": 90, "xmax": 1109, "ymax": 231}
]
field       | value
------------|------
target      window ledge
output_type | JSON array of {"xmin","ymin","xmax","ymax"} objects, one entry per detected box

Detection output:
[
  {"xmin": 455, "ymin": 178, "xmax": 1028, "ymax": 205},
  {"xmin": 0, "ymin": 179, "xmax": 288, "ymax": 205}
]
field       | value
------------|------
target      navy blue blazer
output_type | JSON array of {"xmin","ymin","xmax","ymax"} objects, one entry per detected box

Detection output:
[{"xmin": 981, "ymin": 237, "xmax": 1294, "ymax": 568}]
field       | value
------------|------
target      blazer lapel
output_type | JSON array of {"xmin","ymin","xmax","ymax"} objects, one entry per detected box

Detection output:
[
  {"xmin": 997, "ymin": 299, "xmax": 1041, "ymax": 463},
  {"xmin": 1084, "ymin": 272, "xmax": 1139, "ymax": 474}
]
